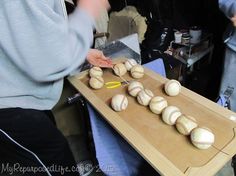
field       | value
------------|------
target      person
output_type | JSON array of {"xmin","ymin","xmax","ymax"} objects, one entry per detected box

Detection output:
[
  {"xmin": 0, "ymin": 0, "xmax": 112, "ymax": 175},
  {"xmin": 218, "ymin": 0, "xmax": 236, "ymax": 111},
  {"xmin": 219, "ymin": 1, "xmax": 236, "ymax": 175},
  {"xmin": 232, "ymin": 15, "xmax": 236, "ymax": 27}
]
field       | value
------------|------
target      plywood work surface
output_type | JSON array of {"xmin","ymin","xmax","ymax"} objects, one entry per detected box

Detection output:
[{"xmin": 68, "ymin": 66, "xmax": 236, "ymax": 176}]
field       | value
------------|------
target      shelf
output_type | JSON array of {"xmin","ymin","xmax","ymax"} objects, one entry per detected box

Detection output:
[
  {"xmin": 171, "ymin": 33, "xmax": 213, "ymax": 48},
  {"xmin": 186, "ymin": 45, "xmax": 214, "ymax": 67}
]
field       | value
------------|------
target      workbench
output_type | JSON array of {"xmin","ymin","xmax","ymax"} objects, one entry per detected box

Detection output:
[{"xmin": 68, "ymin": 58, "xmax": 236, "ymax": 176}]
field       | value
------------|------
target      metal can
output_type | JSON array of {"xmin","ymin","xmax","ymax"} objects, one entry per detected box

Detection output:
[
  {"xmin": 181, "ymin": 33, "xmax": 191, "ymax": 45},
  {"xmin": 190, "ymin": 26, "xmax": 202, "ymax": 44}
]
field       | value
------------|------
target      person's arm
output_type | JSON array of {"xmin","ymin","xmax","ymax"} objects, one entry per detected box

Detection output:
[
  {"xmin": 231, "ymin": 15, "xmax": 236, "ymax": 27},
  {"xmin": 2, "ymin": 0, "xmax": 94, "ymax": 82},
  {"xmin": 219, "ymin": 0, "xmax": 236, "ymax": 18}
]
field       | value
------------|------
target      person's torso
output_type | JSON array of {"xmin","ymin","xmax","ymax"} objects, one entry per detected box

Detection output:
[
  {"xmin": 225, "ymin": 25, "xmax": 236, "ymax": 52},
  {"xmin": 0, "ymin": 0, "xmax": 67, "ymax": 110}
]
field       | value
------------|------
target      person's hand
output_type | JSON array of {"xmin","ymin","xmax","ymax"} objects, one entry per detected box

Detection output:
[
  {"xmin": 87, "ymin": 49, "xmax": 113, "ymax": 68},
  {"xmin": 231, "ymin": 15, "xmax": 236, "ymax": 27},
  {"xmin": 78, "ymin": 0, "xmax": 110, "ymax": 18}
]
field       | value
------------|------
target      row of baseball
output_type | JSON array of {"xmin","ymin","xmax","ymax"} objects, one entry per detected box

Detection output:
[
  {"xmin": 111, "ymin": 80, "xmax": 215, "ymax": 150},
  {"xmin": 88, "ymin": 58, "xmax": 145, "ymax": 89}
]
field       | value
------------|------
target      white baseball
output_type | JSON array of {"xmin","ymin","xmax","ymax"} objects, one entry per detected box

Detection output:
[
  {"xmin": 89, "ymin": 76, "xmax": 104, "ymax": 89},
  {"xmin": 149, "ymin": 96, "xmax": 168, "ymax": 115},
  {"xmin": 111, "ymin": 94, "xmax": 128, "ymax": 112},
  {"xmin": 89, "ymin": 67, "xmax": 103, "ymax": 78},
  {"xmin": 137, "ymin": 89, "xmax": 154, "ymax": 106},
  {"xmin": 130, "ymin": 65, "xmax": 144, "ymax": 79},
  {"xmin": 128, "ymin": 81, "xmax": 144, "ymax": 97},
  {"xmin": 113, "ymin": 63, "xmax": 127, "ymax": 76},
  {"xmin": 125, "ymin": 59, "xmax": 137, "ymax": 71},
  {"xmin": 191, "ymin": 127, "xmax": 215, "ymax": 150},
  {"xmin": 162, "ymin": 106, "xmax": 181, "ymax": 125},
  {"xmin": 176, "ymin": 115, "xmax": 198, "ymax": 135},
  {"xmin": 164, "ymin": 79, "xmax": 181, "ymax": 96}
]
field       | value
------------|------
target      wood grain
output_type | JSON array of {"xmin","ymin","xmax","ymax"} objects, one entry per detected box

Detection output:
[{"xmin": 68, "ymin": 66, "xmax": 236, "ymax": 176}]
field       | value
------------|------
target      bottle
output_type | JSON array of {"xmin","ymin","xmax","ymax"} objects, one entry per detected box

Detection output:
[{"xmin": 160, "ymin": 28, "xmax": 168, "ymax": 46}]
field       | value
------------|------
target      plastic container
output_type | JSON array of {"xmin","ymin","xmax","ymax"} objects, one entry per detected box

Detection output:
[
  {"xmin": 190, "ymin": 26, "xmax": 202, "ymax": 44},
  {"xmin": 174, "ymin": 31, "xmax": 182, "ymax": 43}
]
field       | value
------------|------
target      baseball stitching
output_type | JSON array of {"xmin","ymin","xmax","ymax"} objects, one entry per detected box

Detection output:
[
  {"xmin": 120, "ymin": 95, "xmax": 126, "ymax": 111},
  {"xmin": 93, "ymin": 77, "xmax": 104, "ymax": 84},
  {"xmin": 168, "ymin": 110, "xmax": 180, "ymax": 125}
]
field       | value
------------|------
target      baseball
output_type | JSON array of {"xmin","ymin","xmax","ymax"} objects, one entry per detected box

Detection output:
[
  {"xmin": 89, "ymin": 76, "xmax": 104, "ymax": 89},
  {"xmin": 162, "ymin": 106, "xmax": 181, "ymax": 125},
  {"xmin": 89, "ymin": 67, "xmax": 103, "ymax": 78},
  {"xmin": 128, "ymin": 81, "xmax": 144, "ymax": 97},
  {"xmin": 125, "ymin": 58, "xmax": 137, "ymax": 71},
  {"xmin": 130, "ymin": 65, "xmax": 144, "ymax": 79},
  {"xmin": 176, "ymin": 115, "xmax": 198, "ymax": 135},
  {"xmin": 137, "ymin": 89, "xmax": 154, "ymax": 106},
  {"xmin": 111, "ymin": 94, "xmax": 128, "ymax": 112},
  {"xmin": 164, "ymin": 79, "xmax": 181, "ymax": 96},
  {"xmin": 191, "ymin": 127, "xmax": 215, "ymax": 150},
  {"xmin": 113, "ymin": 63, "xmax": 127, "ymax": 77},
  {"xmin": 149, "ymin": 96, "xmax": 168, "ymax": 115}
]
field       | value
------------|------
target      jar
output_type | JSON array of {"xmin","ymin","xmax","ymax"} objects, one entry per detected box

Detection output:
[
  {"xmin": 190, "ymin": 26, "xmax": 202, "ymax": 44},
  {"xmin": 174, "ymin": 31, "xmax": 182, "ymax": 43},
  {"xmin": 182, "ymin": 33, "xmax": 190, "ymax": 45}
]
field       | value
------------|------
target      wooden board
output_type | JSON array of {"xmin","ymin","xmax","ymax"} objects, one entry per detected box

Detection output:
[{"xmin": 68, "ymin": 65, "xmax": 236, "ymax": 176}]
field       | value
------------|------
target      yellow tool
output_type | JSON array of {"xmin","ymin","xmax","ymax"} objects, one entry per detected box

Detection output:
[{"xmin": 105, "ymin": 81, "xmax": 130, "ymax": 89}]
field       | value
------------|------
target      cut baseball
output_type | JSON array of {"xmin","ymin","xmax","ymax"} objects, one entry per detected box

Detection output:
[{"xmin": 191, "ymin": 127, "xmax": 215, "ymax": 149}]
